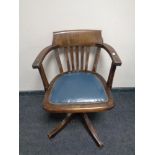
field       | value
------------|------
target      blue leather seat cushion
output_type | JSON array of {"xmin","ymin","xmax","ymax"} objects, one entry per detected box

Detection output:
[{"xmin": 49, "ymin": 72, "xmax": 108, "ymax": 104}]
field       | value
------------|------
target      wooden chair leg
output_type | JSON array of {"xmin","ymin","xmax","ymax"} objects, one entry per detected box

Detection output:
[
  {"xmin": 82, "ymin": 113, "xmax": 104, "ymax": 147},
  {"xmin": 48, "ymin": 113, "xmax": 73, "ymax": 139}
]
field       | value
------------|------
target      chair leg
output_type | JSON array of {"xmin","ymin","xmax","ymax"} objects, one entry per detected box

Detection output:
[
  {"xmin": 48, "ymin": 113, "xmax": 73, "ymax": 139},
  {"xmin": 82, "ymin": 113, "xmax": 104, "ymax": 147}
]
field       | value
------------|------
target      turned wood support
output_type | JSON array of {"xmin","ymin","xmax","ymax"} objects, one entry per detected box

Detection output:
[
  {"xmin": 107, "ymin": 63, "xmax": 116, "ymax": 90},
  {"xmin": 38, "ymin": 64, "xmax": 49, "ymax": 91}
]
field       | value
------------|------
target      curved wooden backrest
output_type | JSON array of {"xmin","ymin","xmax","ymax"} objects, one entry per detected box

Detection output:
[
  {"xmin": 52, "ymin": 30, "xmax": 103, "ymax": 46},
  {"xmin": 52, "ymin": 30, "xmax": 103, "ymax": 73}
]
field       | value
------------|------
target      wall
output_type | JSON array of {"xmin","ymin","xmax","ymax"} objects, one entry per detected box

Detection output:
[{"xmin": 19, "ymin": 0, "xmax": 135, "ymax": 91}]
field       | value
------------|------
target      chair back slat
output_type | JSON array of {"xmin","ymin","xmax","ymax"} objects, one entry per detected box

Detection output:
[
  {"xmin": 64, "ymin": 47, "xmax": 70, "ymax": 71},
  {"xmin": 55, "ymin": 48, "xmax": 63, "ymax": 73},
  {"xmin": 85, "ymin": 46, "xmax": 90, "ymax": 71},
  {"xmin": 81, "ymin": 46, "xmax": 84, "ymax": 70},
  {"xmin": 92, "ymin": 47, "xmax": 101, "ymax": 72},
  {"xmin": 70, "ymin": 46, "xmax": 75, "ymax": 71},
  {"xmin": 75, "ymin": 46, "xmax": 79, "ymax": 71}
]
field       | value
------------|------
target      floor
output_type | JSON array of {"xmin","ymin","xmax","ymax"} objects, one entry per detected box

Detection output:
[{"xmin": 19, "ymin": 89, "xmax": 135, "ymax": 155}]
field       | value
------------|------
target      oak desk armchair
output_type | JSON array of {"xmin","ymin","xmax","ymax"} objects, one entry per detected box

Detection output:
[{"xmin": 32, "ymin": 30, "xmax": 122, "ymax": 147}]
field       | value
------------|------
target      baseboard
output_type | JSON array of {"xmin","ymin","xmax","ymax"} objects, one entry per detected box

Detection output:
[
  {"xmin": 112, "ymin": 87, "xmax": 135, "ymax": 92},
  {"xmin": 19, "ymin": 87, "xmax": 135, "ymax": 96}
]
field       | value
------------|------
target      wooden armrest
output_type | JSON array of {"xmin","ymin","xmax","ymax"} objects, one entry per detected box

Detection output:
[
  {"xmin": 32, "ymin": 45, "xmax": 58, "ymax": 91},
  {"xmin": 96, "ymin": 43, "xmax": 122, "ymax": 89},
  {"xmin": 32, "ymin": 45, "xmax": 58, "ymax": 69},
  {"xmin": 96, "ymin": 43, "xmax": 122, "ymax": 66}
]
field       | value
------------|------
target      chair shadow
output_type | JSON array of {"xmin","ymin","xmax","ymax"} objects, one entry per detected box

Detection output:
[
  {"xmin": 45, "ymin": 113, "xmax": 66, "ymax": 122},
  {"xmin": 43, "ymin": 111, "xmax": 106, "ymax": 125}
]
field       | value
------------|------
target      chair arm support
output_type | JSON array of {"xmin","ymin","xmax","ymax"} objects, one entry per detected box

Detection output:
[
  {"xmin": 107, "ymin": 63, "xmax": 117, "ymax": 89},
  {"xmin": 32, "ymin": 45, "xmax": 58, "ymax": 91},
  {"xmin": 96, "ymin": 43, "xmax": 122, "ymax": 66},
  {"xmin": 32, "ymin": 45, "xmax": 58, "ymax": 69},
  {"xmin": 96, "ymin": 43, "xmax": 122, "ymax": 89}
]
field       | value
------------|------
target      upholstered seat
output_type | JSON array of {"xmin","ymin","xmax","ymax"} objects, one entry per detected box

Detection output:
[{"xmin": 49, "ymin": 72, "xmax": 108, "ymax": 104}]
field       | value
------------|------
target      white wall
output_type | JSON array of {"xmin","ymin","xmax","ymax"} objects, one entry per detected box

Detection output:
[{"xmin": 19, "ymin": 0, "xmax": 135, "ymax": 91}]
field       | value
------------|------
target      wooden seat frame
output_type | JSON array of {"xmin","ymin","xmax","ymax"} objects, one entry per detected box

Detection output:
[{"xmin": 32, "ymin": 30, "xmax": 122, "ymax": 147}]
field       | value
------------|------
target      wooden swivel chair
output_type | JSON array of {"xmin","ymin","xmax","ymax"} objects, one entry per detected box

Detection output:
[{"xmin": 32, "ymin": 30, "xmax": 122, "ymax": 147}]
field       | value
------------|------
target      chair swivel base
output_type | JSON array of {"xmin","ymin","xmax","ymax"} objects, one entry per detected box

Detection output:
[{"xmin": 48, "ymin": 113, "xmax": 104, "ymax": 147}]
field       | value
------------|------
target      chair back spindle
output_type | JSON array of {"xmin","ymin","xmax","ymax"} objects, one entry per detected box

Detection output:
[
  {"xmin": 70, "ymin": 46, "xmax": 75, "ymax": 71},
  {"xmin": 85, "ymin": 46, "xmax": 90, "ymax": 71},
  {"xmin": 64, "ymin": 47, "xmax": 70, "ymax": 71},
  {"xmin": 80, "ymin": 46, "xmax": 84, "ymax": 71},
  {"xmin": 75, "ymin": 46, "xmax": 79, "ymax": 71},
  {"xmin": 92, "ymin": 47, "xmax": 101, "ymax": 72},
  {"xmin": 55, "ymin": 48, "xmax": 63, "ymax": 73}
]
